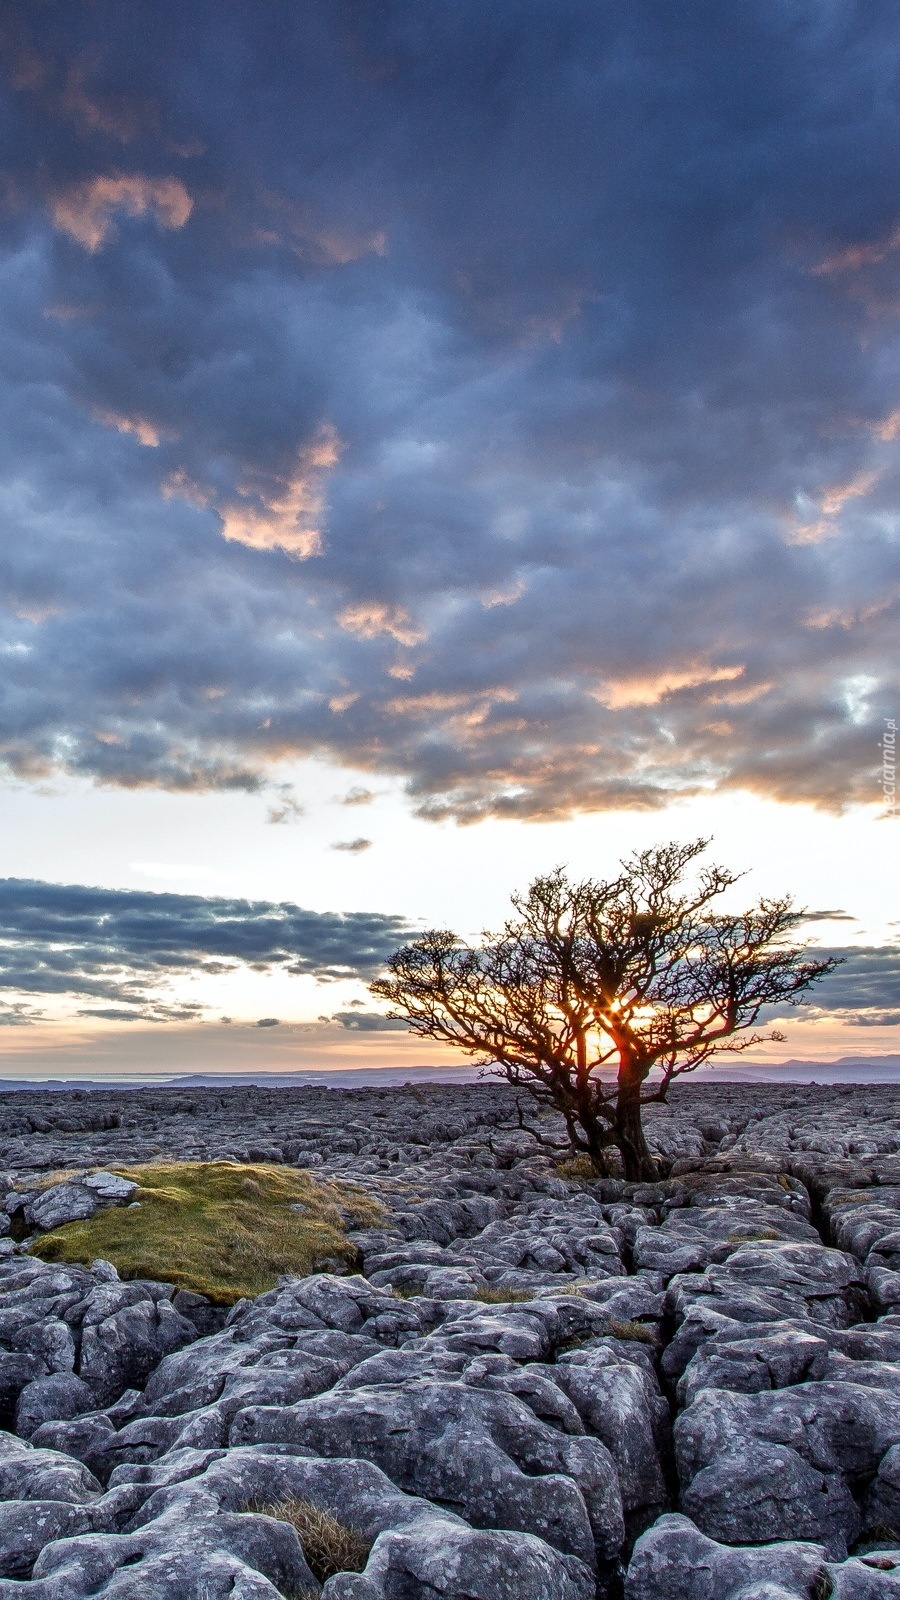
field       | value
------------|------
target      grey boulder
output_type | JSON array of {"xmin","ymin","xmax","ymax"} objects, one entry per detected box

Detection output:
[
  {"xmin": 675, "ymin": 1380, "xmax": 900, "ymax": 1555},
  {"xmin": 334, "ymin": 1516, "xmax": 595, "ymax": 1600},
  {"xmin": 27, "ymin": 1184, "xmax": 102, "ymax": 1232},
  {"xmin": 626, "ymin": 1512, "xmax": 900, "ymax": 1600},
  {"xmin": 15, "ymin": 1374, "xmax": 95, "ymax": 1439},
  {"xmin": 625, "ymin": 1513, "xmax": 832, "ymax": 1600},
  {"xmin": 0, "ymin": 1499, "xmax": 95, "ymax": 1577},
  {"xmin": 231, "ymin": 1377, "xmax": 624, "ymax": 1564}
]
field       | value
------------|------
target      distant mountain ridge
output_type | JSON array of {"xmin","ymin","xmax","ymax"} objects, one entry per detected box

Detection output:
[{"xmin": 0, "ymin": 1057, "xmax": 898, "ymax": 1090}]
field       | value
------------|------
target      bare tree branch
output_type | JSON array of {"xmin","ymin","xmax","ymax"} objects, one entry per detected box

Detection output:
[{"xmin": 371, "ymin": 840, "xmax": 840, "ymax": 1179}]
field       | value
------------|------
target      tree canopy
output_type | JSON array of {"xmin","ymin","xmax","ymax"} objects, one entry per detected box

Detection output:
[{"xmin": 371, "ymin": 839, "xmax": 838, "ymax": 1179}]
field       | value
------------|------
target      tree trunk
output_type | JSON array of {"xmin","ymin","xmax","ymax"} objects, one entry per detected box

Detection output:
[
  {"xmin": 582, "ymin": 1124, "xmax": 615, "ymax": 1178},
  {"xmin": 569, "ymin": 1087, "xmax": 616, "ymax": 1177},
  {"xmin": 614, "ymin": 1066, "xmax": 658, "ymax": 1181}
]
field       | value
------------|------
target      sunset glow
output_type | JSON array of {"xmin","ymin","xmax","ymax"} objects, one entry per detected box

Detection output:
[{"xmin": 0, "ymin": 6, "xmax": 896, "ymax": 1081}]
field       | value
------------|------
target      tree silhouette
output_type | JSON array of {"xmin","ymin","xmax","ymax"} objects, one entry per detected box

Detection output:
[{"xmin": 371, "ymin": 839, "xmax": 838, "ymax": 1180}]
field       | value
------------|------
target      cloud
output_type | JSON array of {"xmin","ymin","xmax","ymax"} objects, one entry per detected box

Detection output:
[
  {"xmin": 215, "ymin": 425, "xmax": 342, "ymax": 557},
  {"xmin": 0, "ymin": 875, "xmax": 893, "ymax": 1032},
  {"xmin": 49, "ymin": 174, "xmax": 192, "ymax": 251},
  {"xmin": 0, "ymin": 4, "xmax": 896, "ymax": 818},
  {"xmin": 332, "ymin": 1011, "xmax": 408, "ymax": 1031},
  {"xmin": 812, "ymin": 225, "xmax": 900, "ymax": 278},
  {"xmin": 338, "ymin": 602, "xmax": 425, "ymax": 647},
  {"xmin": 92, "ymin": 408, "xmax": 166, "ymax": 447},
  {"xmin": 803, "ymin": 946, "xmax": 900, "ymax": 1014},
  {"xmin": 794, "ymin": 910, "xmax": 857, "ymax": 924},
  {"xmin": 0, "ymin": 1003, "xmax": 40, "ymax": 1027},
  {"xmin": 766, "ymin": 943, "xmax": 900, "ymax": 1026},
  {"xmin": 266, "ymin": 784, "xmax": 304, "ymax": 824},
  {"xmin": 0, "ymin": 877, "xmax": 412, "ymax": 1017},
  {"xmin": 331, "ymin": 838, "xmax": 373, "ymax": 854},
  {"xmin": 77, "ymin": 1002, "xmax": 203, "ymax": 1022}
]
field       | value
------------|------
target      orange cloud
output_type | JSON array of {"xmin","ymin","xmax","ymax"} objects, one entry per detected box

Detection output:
[
  {"xmin": 93, "ymin": 408, "xmax": 167, "ymax": 448},
  {"xmin": 256, "ymin": 192, "xmax": 387, "ymax": 265},
  {"xmin": 812, "ymin": 224, "xmax": 900, "ymax": 277},
  {"xmin": 60, "ymin": 62, "xmax": 145, "ymax": 143},
  {"xmin": 785, "ymin": 470, "xmax": 878, "ymax": 544},
  {"xmin": 13, "ymin": 604, "xmax": 63, "ymax": 625},
  {"xmin": 873, "ymin": 408, "xmax": 900, "ymax": 442},
  {"xmin": 161, "ymin": 468, "xmax": 210, "ymax": 508},
  {"xmin": 328, "ymin": 692, "xmax": 360, "ymax": 714},
  {"xmin": 382, "ymin": 690, "xmax": 519, "ymax": 736},
  {"xmin": 480, "ymin": 578, "xmax": 525, "ymax": 608},
  {"xmin": 338, "ymin": 601, "xmax": 425, "ymax": 647},
  {"xmin": 160, "ymin": 426, "xmax": 343, "ymax": 557},
  {"xmin": 218, "ymin": 426, "xmax": 342, "ymax": 557},
  {"xmin": 50, "ymin": 174, "xmax": 193, "ymax": 252},
  {"xmin": 594, "ymin": 664, "xmax": 745, "ymax": 709},
  {"xmin": 804, "ymin": 590, "xmax": 900, "ymax": 631},
  {"xmin": 819, "ymin": 471, "xmax": 877, "ymax": 515}
]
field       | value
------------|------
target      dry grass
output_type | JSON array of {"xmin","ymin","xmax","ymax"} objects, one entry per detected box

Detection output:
[
  {"xmin": 389, "ymin": 1282, "xmax": 425, "ymax": 1300},
  {"xmin": 252, "ymin": 1497, "xmax": 371, "ymax": 1582},
  {"xmin": 607, "ymin": 1317, "xmax": 657, "ymax": 1344},
  {"xmin": 473, "ymin": 1286, "xmax": 533, "ymax": 1304},
  {"xmin": 31, "ymin": 1161, "xmax": 381, "ymax": 1303},
  {"xmin": 555, "ymin": 1154, "xmax": 601, "ymax": 1181},
  {"xmin": 727, "ymin": 1228, "xmax": 783, "ymax": 1243},
  {"xmin": 811, "ymin": 1570, "xmax": 835, "ymax": 1600},
  {"xmin": 391, "ymin": 1282, "xmax": 533, "ymax": 1304}
]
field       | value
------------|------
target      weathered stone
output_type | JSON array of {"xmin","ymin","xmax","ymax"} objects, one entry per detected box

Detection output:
[
  {"xmin": 0, "ymin": 1499, "xmax": 95, "ymax": 1577},
  {"xmin": 231, "ymin": 1378, "xmax": 624, "ymax": 1563},
  {"xmin": 28, "ymin": 1183, "xmax": 101, "ymax": 1232},
  {"xmin": 625, "ymin": 1513, "xmax": 833, "ymax": 1600},
  {"xmin": 675, "ymin": 1381, "xmax": 900, "ymax": 1555},
  {"xmin": 5, "ymin": 1083, "xmax": 900, "ymax": 1600},
  {"xmin": 0, "ymin": 1429, "xmax": 102, "ymax": 1503},
  {"xmin": 15, "ymin": 1373, "xmax": 95, "ymax": 1438}
]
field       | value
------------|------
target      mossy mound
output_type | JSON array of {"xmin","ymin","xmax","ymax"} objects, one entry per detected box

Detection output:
[{"xmin": 31, "ymin": 1161, "xmax": 381, "ymax": 1303}]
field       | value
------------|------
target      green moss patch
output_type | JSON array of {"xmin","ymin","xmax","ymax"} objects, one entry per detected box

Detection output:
[{"xmin": 31, "ymin": 1161, "xmax": 382, "ymax": 1303}]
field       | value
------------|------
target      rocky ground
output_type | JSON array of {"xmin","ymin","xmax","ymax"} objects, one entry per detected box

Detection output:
[{"xmin": 0, "ymin": 1080, "xmax": 900, "ymax": 1597}]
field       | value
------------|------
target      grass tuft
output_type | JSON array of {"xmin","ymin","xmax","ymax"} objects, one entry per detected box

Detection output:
[
  {"xmin": 251, "ymin": 1497, "xmax": 371, "ymax": 1582},
  {"xmin": 606, "ymin": 1317, "xmax": 657, "ymax": 1344},
  {"xmin": 555, "ymin": 1154, "xmax": 600, "ymax": 1181},
  {"xmin": 727, "ymin": 1228, "xmax": 783, "ymax": 1243},
  {"xmin": 31, "ymin": 1161, "xmax": 381, "ymax": 1303},
  {"xmin": 472, "ymin": 1286, "xmax": 533, "ymax": 1303}
]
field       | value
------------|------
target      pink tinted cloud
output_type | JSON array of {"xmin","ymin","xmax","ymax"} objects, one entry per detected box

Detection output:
[{"xmin": 50, "ymin": 174, "xmax": 192, "ymax": 252}]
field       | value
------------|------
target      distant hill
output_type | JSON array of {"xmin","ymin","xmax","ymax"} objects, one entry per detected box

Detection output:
[
  {"xmin": 692, "ymin": 1055, "xmax": 900, "ymax": 1083},
  {"xmin": 0, "ymin": 1057, "xmax": 899, "ymax": 1090}
]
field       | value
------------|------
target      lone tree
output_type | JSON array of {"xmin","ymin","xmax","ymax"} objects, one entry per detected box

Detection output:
[{"xmin": 371, "ymin": 839, "xmax": 838, "ymax": 1180}]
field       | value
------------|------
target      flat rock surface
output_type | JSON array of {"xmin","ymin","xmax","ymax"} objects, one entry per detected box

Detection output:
[{"xmin": 0, "ymin": 1081, "xmax": 898, "ymax": 1596}]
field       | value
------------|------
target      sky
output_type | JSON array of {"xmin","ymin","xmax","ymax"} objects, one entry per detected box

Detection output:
[{"xmin": 0, "ymin": 1, "xmax": 897, "ymax": 1079}]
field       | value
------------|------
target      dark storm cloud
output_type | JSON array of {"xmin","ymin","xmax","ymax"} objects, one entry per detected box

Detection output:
[
  {"xmin": 805, "ymin": 946, "xmax": 900, "ymax": 1016},
  {"xmin": 0, "ymin": 3, "xmax": 898, "ymax": 815},
  {"xmin": 0, "ymin": 878, "xmax": 413, "ymax": 1016},
  {"xmin": 0, "ymin": 876, "xmax": 893, "ymax": 1025},
  {"xmin": 766, "ymin": 943, "xmax": 900, "ymax": 1026}
]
